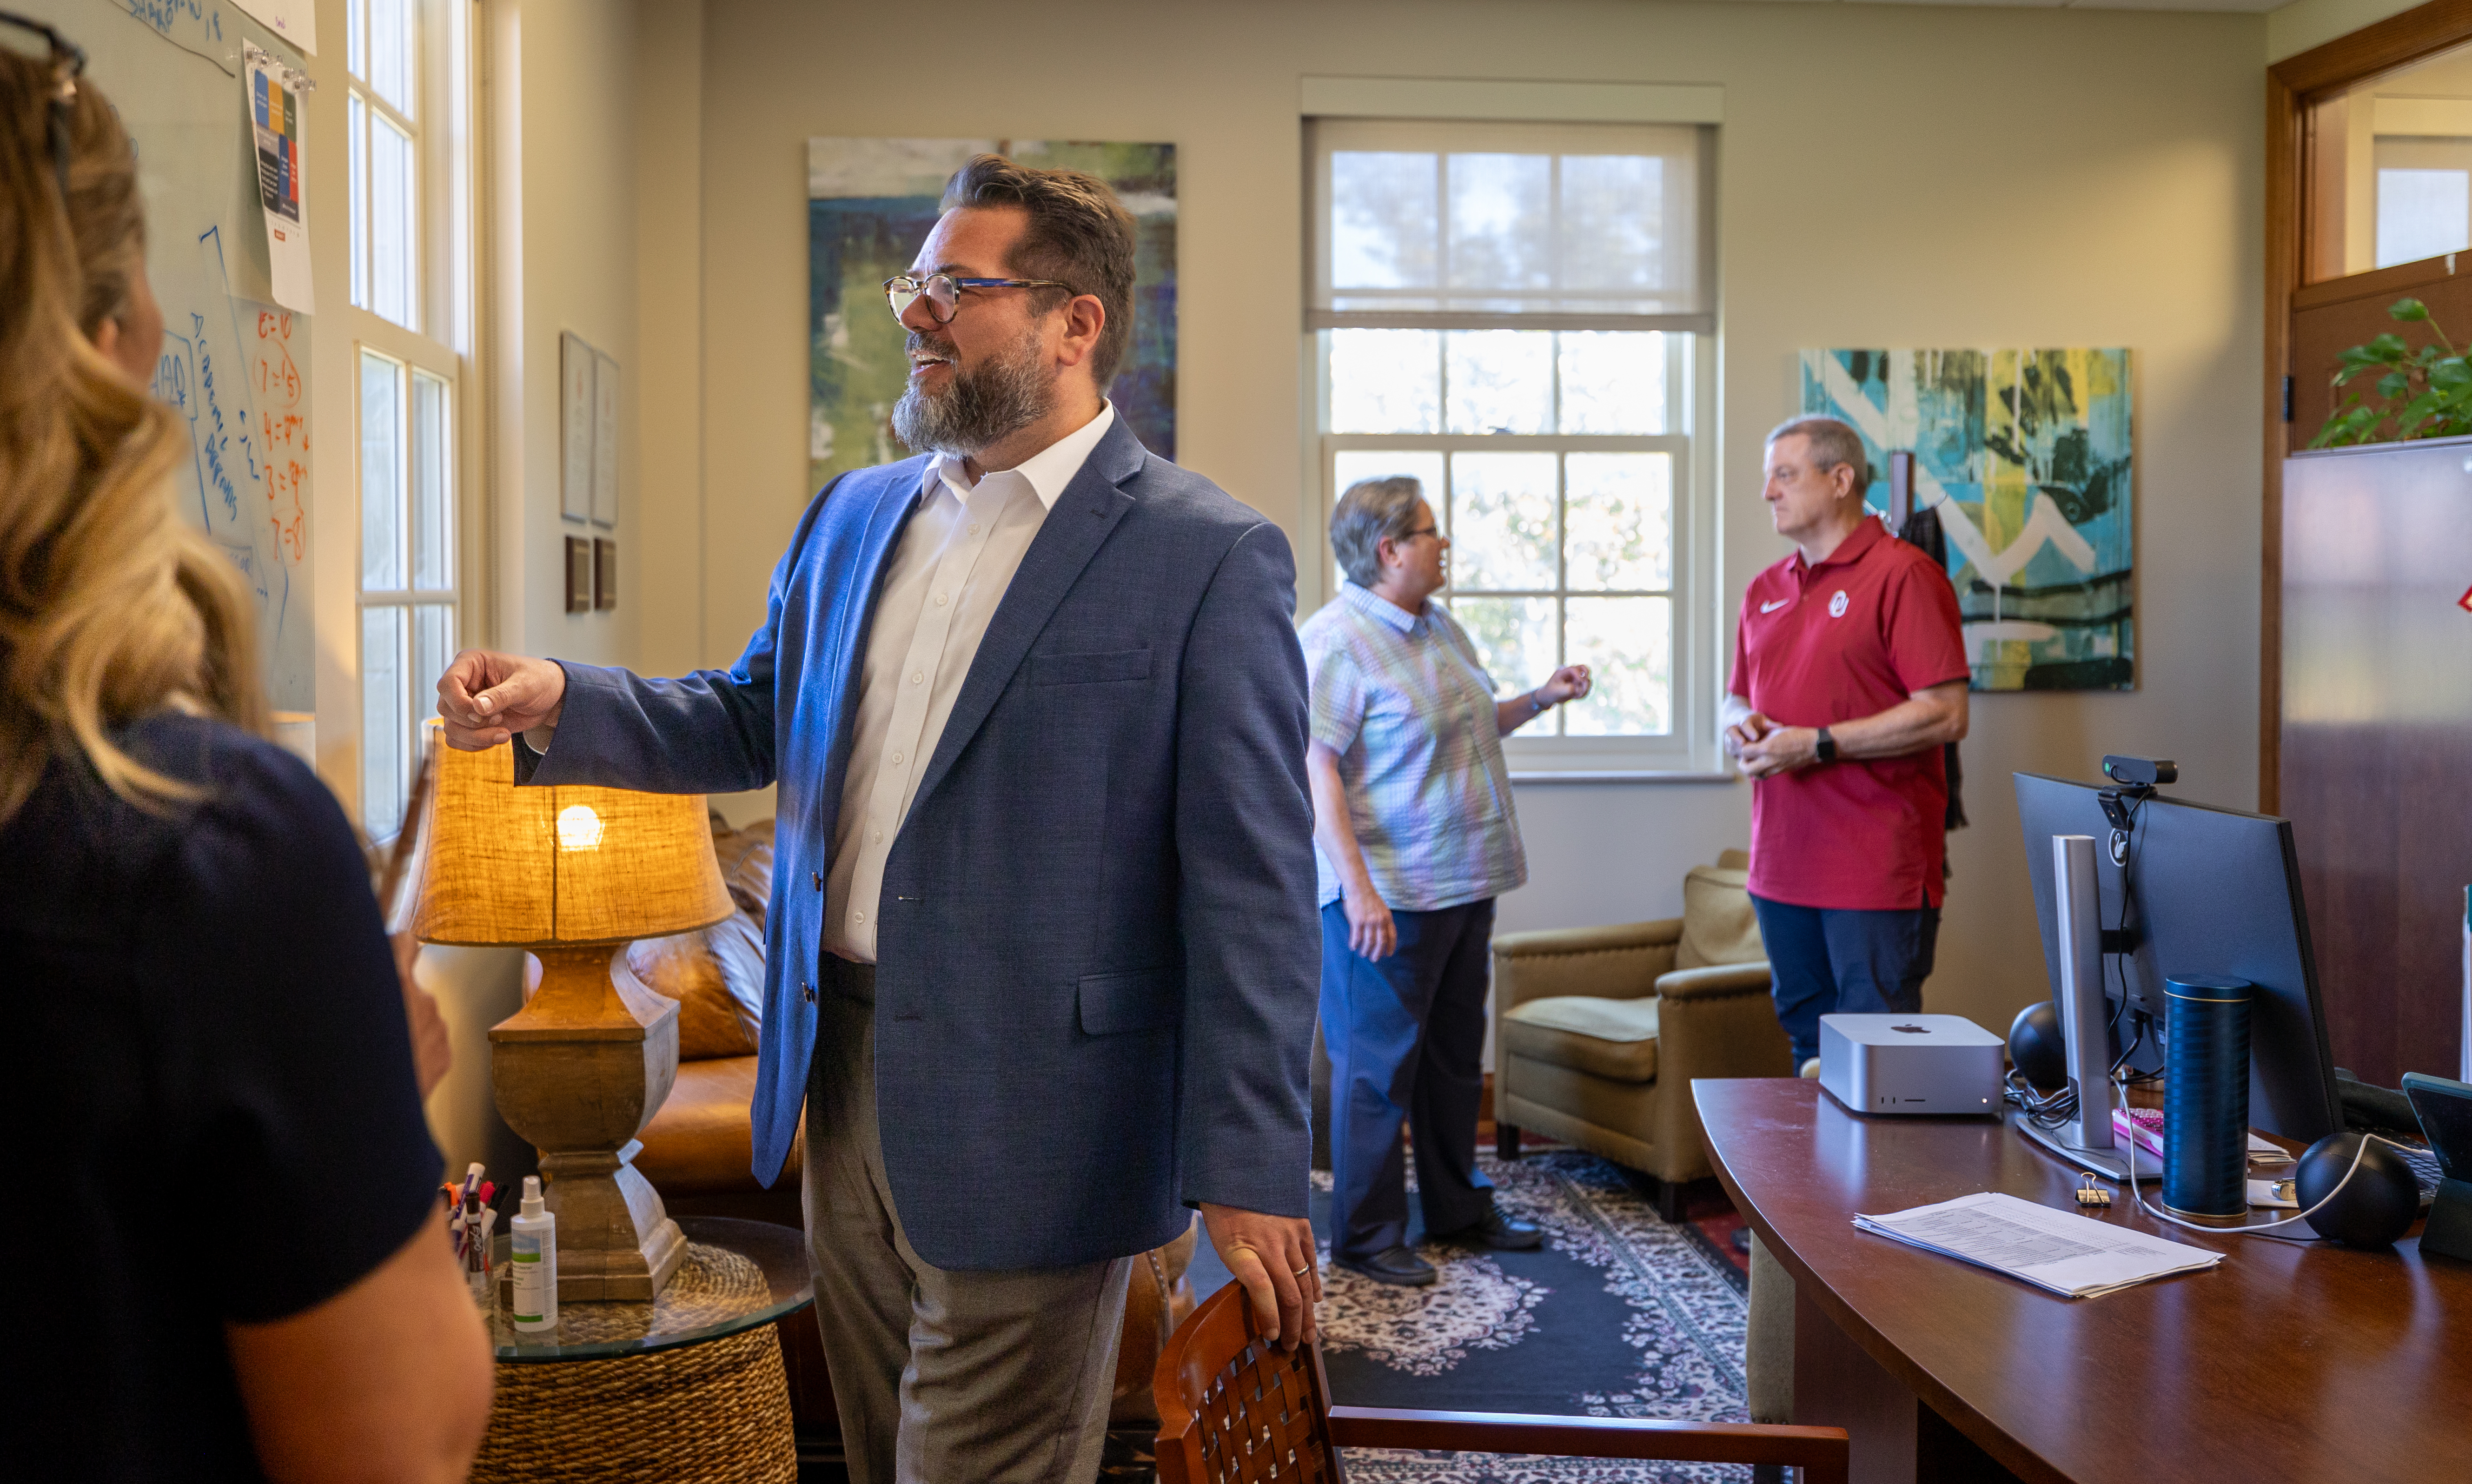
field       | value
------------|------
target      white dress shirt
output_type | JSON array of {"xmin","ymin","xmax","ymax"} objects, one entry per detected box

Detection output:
[{"xmin": 824, "ymin": 401, "xmax": 1118, "ymax": 963}]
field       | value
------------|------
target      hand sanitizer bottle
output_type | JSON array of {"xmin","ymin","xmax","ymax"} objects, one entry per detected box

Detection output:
[{"xmin": 509, "ymin": 1176, "xmax": 557, "ymax": 1332}]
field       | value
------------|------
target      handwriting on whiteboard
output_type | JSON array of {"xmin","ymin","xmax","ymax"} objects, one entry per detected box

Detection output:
[{"xmin": 253, "ymin": 311, "xmax": 307, "ymax": 564}]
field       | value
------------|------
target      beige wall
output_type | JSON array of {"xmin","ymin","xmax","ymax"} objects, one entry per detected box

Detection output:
[
  {"xmin": 493, "ymin": 0, "xmax": 643, "ymax": 662},
  {"xmin": 629, "ymin": 0, "xmax": 2269, "ymax": 1038},
  {"xmin": 2269, "ymin": 0, "xmax": 2422, "ymax": 64},
  {"xmin": 423, "ymin": 0, "xmax": 656, "ymax": 1175}
]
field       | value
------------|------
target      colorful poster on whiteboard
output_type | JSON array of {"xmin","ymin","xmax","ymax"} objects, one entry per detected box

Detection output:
[{"xmin": 244, "ymin": 45, "xmax": 314, "ymax": 313}]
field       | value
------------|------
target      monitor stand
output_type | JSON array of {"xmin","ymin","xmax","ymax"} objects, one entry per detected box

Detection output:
[{"xmin": 2011, "ymin": 1111, "xmax": 2154, "ymax": 1184}]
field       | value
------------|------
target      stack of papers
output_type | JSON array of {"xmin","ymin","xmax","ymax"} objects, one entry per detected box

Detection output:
[{"xmin": 1854, "ymin": 1191, "xmax": 2224, "ymax": 1298}]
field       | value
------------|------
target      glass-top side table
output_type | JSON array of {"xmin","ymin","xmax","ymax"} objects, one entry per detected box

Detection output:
[{"xmin": 487, "ymin": 1215, "xmax": 813, "ymax": 1362}]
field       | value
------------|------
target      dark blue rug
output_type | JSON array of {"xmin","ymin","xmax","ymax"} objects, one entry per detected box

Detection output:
[{"xmin": 1187, "ymin": 1151, "xmax": 1756, "ymax": 1483}]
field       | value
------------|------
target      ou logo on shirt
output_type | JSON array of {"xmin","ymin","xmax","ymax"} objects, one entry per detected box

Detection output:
[{"xmin": 1828, "ymin": 589, "xmax": 1850, "ymax": 618}]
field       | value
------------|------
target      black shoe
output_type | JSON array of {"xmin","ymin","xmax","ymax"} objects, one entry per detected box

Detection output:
[
  {"xmin": 1730, "ymin": 1226, "xmax": 1752, "ymax": 1255},
  {"xmin": 1334, "ymin": 1246, "xmax": 1438, "ymax": 1286},
  {"xmin": 1432, "ymin": 1208, "xmax": 1545, "ymax": 1251}
]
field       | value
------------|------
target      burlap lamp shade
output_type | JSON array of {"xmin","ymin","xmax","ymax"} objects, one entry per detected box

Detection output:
[{"xmin": 410, "ymin": 723, "xmax": 733, "ymax": 1301}]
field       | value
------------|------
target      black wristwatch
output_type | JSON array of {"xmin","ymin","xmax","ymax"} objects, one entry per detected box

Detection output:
[{"xmin": 1814, "ymin": 726, "xmax": 1838, "ymax": 763}]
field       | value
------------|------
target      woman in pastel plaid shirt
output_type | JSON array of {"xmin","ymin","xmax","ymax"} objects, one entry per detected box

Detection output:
[{"xmin": 1301, "ymin": 475, "xmax": 1591, "ymax": 1287}]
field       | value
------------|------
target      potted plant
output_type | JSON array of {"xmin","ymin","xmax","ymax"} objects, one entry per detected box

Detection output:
[{"xmin": 2310, "ymin": 297, "xmax": 2472, "ymax": 447}]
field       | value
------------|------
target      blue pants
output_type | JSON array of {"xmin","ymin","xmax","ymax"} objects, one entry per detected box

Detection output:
[
  {"xmin": 1749, "ymin": 894, "xmax": 1942, "ymax": 1065},
  {"xmin": 1322, "ymin": 898, "xmax": 1498, "ymax": 1260}
]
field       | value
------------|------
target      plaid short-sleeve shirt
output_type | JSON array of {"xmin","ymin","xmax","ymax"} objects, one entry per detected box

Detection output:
[{"xmin": 1298, "ymin": 583, "xmax": 1527, "ymax": 912}]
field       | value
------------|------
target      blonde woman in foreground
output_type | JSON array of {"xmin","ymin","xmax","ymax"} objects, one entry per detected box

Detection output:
[{"xmin": 0, "ymin": 21, "xmax": 490, "ymax": 1483}]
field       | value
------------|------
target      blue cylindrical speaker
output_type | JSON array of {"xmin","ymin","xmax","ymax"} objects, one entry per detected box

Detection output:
[{"xmin": 2163, "ymin": 975, "xmax": 2252, "ymax": 1219}]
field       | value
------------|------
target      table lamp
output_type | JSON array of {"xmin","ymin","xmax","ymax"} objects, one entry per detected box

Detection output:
[{"xmin": 409, "ymin": 721, "xmax": 732, "ymax": 1301}]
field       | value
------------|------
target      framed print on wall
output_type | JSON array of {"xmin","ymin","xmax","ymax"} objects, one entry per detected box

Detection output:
[
  {"xmin": 560, "ymin": 331, "xmax": 595, "ymax": 523},
  {"xmin": 592, "ymin": 350, "xmax": 620, "ymax": 529},
  {"xmin": 807, "ymin": 137, "xmax": 1176, "ymax": 495}
]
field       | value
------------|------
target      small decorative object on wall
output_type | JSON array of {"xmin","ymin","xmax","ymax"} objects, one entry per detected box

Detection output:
[
  {"xmin": 1801, "ymin": 348, "xmax": 2134, "ymax": 691},
  {"xmin": 807, "ymin": 137, "xmax": 1176, "ymax": 494},
  {"xmin": 565, "ymin": 536, "xmax": 591, "ymax": 614},
  {"xmin": 593, "ymin": 538, "xmax": 616, "ymax": 611},
  {"xmin": 592, "ymin": 349, "xmax": 620, "ymax": 528},
  {"xmin": 560, "ymin": 331, "xmax": 595, "ymax": 523}
]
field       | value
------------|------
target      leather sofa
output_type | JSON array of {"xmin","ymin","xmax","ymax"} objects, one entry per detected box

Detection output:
[
  {"xmin": 619, "ymin": 815, "xmax": 1194, "ymax": 1432},
  {"xmin": 1490, "ymin": 850, "xmax": 1793, "ymax": 1219}
]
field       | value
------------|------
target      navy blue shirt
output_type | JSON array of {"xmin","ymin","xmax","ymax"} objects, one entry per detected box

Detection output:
[{"xmin": 0, "ymin": 714, "xmax": 442, "ymax": 1480}]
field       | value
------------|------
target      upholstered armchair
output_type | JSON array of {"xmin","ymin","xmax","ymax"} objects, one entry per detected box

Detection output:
[{"xmin": 1491, "ymin": 851, "xmax": 1792, "ymax": 1219}]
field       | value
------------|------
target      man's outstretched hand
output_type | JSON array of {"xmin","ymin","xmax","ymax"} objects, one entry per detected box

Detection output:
[
  {"xmin": 1200, "ymin": 1202, "xmax": 1321, "ymax": 1351},
  {"xmin": 436, "ymin": 649, "xmax": 566, "ymax": 751}
]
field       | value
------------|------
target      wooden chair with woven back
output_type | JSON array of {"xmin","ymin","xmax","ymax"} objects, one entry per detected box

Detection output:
[{"xmin": 1154, "ymin": 1280, "xmax": 1849, "ymax": 1484}]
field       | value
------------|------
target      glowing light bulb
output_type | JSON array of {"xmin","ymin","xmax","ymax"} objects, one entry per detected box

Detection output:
[{"xmin": 557, "ymin": 804, "xmax": 605, "ymax": 852}]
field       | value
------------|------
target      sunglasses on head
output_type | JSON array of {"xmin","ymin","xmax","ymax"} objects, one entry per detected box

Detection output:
[{"xmin": 0, "ymin": 11, "xmax": 86, "ymax": 197}]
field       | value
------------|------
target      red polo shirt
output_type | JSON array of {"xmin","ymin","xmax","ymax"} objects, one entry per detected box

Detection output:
[{"xmin": 1727, "ymin": 517, "xmax": 1968, "ymax": 911}]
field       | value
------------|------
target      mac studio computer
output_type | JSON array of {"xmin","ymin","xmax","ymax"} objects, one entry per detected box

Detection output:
[{"xmin": 2012, "ymin": 765, "xmax": 2344, "ymax": 1182}]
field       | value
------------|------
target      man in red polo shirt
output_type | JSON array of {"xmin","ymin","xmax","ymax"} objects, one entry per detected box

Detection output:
[{"xmin": 1725, "ymin": 416, "xmax": 1970, "ymax": 1072}]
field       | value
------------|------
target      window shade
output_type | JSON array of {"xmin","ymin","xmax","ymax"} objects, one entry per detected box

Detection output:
[{"xmin": 1310, "ymin": 118, "xmax": 1710, "ymax": 331}]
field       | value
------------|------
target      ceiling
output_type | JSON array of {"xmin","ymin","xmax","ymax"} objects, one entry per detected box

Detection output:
[{"xmin": 1706, "ymin": 0, "xmax": 2287, "ymax": 13}]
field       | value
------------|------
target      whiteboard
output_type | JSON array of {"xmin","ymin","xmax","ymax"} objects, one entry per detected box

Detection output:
[{"xmin": 19, "ymin": 0, "xmax": 316, "ymax": 708}]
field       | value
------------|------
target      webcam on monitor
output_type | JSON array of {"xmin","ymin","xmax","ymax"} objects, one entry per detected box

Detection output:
[{"xmin": 2100, "ymin": 755, "xmax": 2178, "ymax": 788}]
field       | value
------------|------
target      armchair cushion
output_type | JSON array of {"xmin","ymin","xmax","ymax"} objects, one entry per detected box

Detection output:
[
  {"xmin": 616, "ymin": 817, "xmax": 775, "ymax": 1061},
  {"xmin": 623, "ymin": 914, "xmax": 765, "ymax": 1060},
  {"xmin": 1490, "ymin": 919, "xmax": 1681, "ymax": 1006},
  {"xmin": 633, "ymin": 1055, "xmax": 804, "ymax": 1193},
  {"xmin": 1501, "ymin": 996, "xmax": 1659, "ymax": 1082},
  {"xmin": 1654, "ymin": 961, "xmax": 1775, "ymax": 1001},
  {"xmin": 1675, "ymin": 863, "xmax": 1763, "ymax": 970}
]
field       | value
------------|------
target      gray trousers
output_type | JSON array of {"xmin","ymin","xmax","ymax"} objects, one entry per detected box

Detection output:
[{"xmin": 803, "ymin": 961, "xmax": 1133, "ymax": 1484}]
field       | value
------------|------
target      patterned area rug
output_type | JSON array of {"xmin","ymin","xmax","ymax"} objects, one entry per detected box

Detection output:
[{"xmin": 1182, "ymin": 1152, "xmax": 1758, "ymax": 1484}]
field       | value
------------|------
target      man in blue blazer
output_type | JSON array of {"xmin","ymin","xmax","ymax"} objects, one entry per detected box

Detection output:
[{"xmin": 440, "ymin": 156, "xmax": 1319, "ymax": 1483}]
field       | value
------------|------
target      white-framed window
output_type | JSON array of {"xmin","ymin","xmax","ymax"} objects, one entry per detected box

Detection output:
[
  {"xmin": 1308, "ymin": 118, "xmax": 1718, "ymax": 774},
  {"xmin": 348, "ymin": 0, "xmax": 473, "ymax": 837}
]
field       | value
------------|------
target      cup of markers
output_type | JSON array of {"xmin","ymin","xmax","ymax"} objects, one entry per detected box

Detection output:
[{"xmin": 446, "ymin": 1162, "xmax": 498, "ymax": 1312}]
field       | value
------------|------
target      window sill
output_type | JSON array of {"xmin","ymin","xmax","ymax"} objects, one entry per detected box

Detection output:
[{"xmin": 1506, "ymin": 769, "xmax": 1737, "ymax": 784}]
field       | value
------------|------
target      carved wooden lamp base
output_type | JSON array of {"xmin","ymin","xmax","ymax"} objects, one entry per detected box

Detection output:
[{"xmin": 492, "ymin": 945, "xmax": 687, "ymax": 1302}]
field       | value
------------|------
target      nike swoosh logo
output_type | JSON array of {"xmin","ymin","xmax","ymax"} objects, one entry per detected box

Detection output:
[{"xmin": 1760, "ymin": 598, "xmax": 1791, "ymax": 613}]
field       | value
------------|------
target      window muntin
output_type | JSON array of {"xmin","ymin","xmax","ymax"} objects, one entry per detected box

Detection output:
[
  {"xmin": 358, "ymin": 351, "xmax": 456, "ymax": 839},
  {"xmin": 348, "ymin": 0, "xmax": 467, "ymax": 839},
  {"xmin": 1312, "ymin": 116, "xmax": 1714, "ymax": 770},
  {"xmin": 1313, "ymin": 119, "xmax": 1707, "ymax": 325},
  {"xmin": 347, "ymin": 0, "xmax": 419, "ymax": 331}
]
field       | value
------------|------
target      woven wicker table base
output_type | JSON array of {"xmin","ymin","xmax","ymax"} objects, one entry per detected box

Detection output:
[{"xmin": 471, "ymin": 1321, "xmax": 796, "ymax": 1484}]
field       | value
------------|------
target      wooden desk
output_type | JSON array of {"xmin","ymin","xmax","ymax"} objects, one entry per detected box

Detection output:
[{"xmin": 1696, "ymin": 1079, "xmax": 2472, "ymax": 1484}]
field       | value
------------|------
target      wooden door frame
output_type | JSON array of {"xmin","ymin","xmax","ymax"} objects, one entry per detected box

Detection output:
[{"xmin": 2265, "ymin": 0, "xmax": 2472, "ymax": 813}]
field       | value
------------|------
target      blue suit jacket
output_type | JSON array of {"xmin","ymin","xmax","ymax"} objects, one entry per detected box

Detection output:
[{"xmin": 522, "ymin": 417, "xmax": 1320, "ymax": 1269}]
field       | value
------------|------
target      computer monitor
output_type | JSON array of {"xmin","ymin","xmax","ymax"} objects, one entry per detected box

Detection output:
[{"xmin": 2013, "ymin": 771, "xmax": 2343, "ymax": 1145}]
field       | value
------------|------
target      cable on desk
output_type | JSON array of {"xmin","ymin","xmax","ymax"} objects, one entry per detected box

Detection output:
[{"xmin": 2107, "ymin": 1066, "xmax": 2368, "ymax": 1243}]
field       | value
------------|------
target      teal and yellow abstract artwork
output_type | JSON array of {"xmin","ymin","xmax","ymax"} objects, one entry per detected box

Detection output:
[
  {"xmin": 1800, "ymin": 349, "xmax": 2134, "ymax": 691},
  {"xmin": 808, "ymin": 138, "xmax": 1176, "ymax": 496}
]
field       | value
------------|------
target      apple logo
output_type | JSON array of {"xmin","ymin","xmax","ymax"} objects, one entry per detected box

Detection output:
[{"xmin": 1890, "ymin": 1024, "xmax": 1929, "ymax": 1034}]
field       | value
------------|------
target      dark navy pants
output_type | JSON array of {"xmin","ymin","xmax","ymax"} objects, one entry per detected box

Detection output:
[
  {"xmin": 1749, "ymin": 893, "xmax": 1942, "ymax": 1065},
  {"xmin": 1321, "ymin": 897, "xmax": 1498, "ymax": 1260}
]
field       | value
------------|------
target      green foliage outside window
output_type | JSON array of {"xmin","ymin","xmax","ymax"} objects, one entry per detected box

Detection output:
[{"xmin": 2312, "ymin": 298, "xmax": 2472, "ymax": 448}]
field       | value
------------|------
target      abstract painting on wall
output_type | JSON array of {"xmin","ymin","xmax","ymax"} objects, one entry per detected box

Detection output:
[
  {"xmin": 808, "ymin": 138, "xmax": 1176, "ymax": 495},
  {"xmin": 1800, "ymin": 348, "xmax": 2134, "ymax": 691}
]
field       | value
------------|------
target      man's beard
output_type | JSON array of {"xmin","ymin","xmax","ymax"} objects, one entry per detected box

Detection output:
[{"xmin": 890, "ymin": 327, "xmax": 1054, "ymax": 457}]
